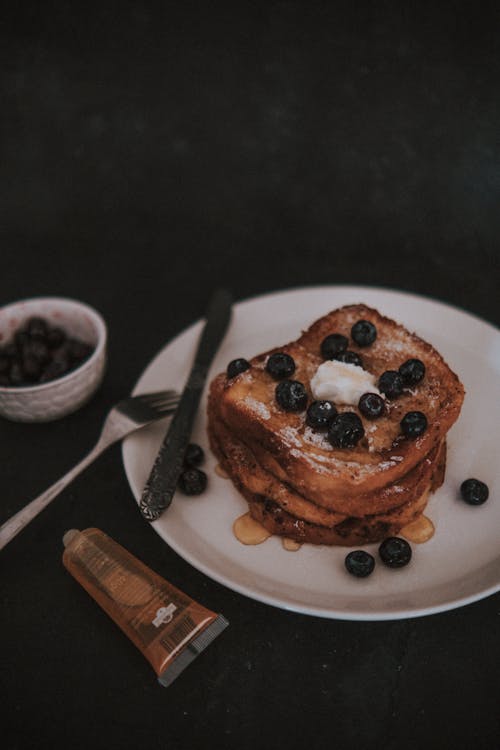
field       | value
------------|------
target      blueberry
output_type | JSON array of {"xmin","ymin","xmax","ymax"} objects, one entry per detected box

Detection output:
[
  {"xmin": 400, "ymin": 411, "xmax": 427, "ymax": 438},
  {"xmin": 333, "ymin": 351, "xmax": 364, "ymax": 368},
  {"xmin": 22, "ymin": 353, "xmax": 42, "ymax": 381},
  {"xmin": 39, "ymin": 360, "xmax": 69, "ymax": 383},
  {"xmin": 345, "ymin": 550, "xmax": 375, "ymax": 578},
  {"xmin": 26, "ymin": 339, "xmax": 50, "ymax": 365},
  {"xmin": 306, "ymin": 400, "xmax": 337, "ymax": 429},
  {"xmin": 275, "ymin": 379, "xmax": 308, "ymax": 412},
  {"xmin": 184, "ymin": 443, "xmax": 205, "ymax": 467},
  {"xmin": 328, "ymin": 412, "xmax": 365, "ymax": 448},
  {"xmin": 9, "ymin": 361, "xmax": 24, "ymax": 386},
  {"xmin": 320, "ymin": 333, "xmax": 348, "ymax": 360},
  {"xmin": 358, "ymin": 392, "xmax": 385, "ymax": 419},
  {"xmin": 379, "ymin": 537, "xmax": 412, "ymax": 568},
  {"xmin": 67, "ymin": 338, "xmax": 93, "ymax": 364},
  {"xmin": 178, "ymin": 468, "xmax": 208, "ymax": 495},
  {"xmin": 46, "ymin": 326, "xmax": 66, "ymax": 349},
  {"xmin": 26, "ymin": 316, "xmax": 49, "ymax": 340},
  {"xmin": 226, "ymin": 358, "xmax": 250, "ymax": 379},
  {"xmin": 378, "ymin": 370, "xmax": 404, "ymax": 398},
  {"xmin": 351, "ymin": 319, "xmax": 377, "ymax": 347},
  {"xmin": 460, "ymin": 478, "xmax": 489, "ymax": 506},
  {"xmin": 399, "ymin": 358, "xmax": 425, "ymax": 385},
  {"xmin": 266, "ymin": 352, "xmax": 296, "ymax": 379}
]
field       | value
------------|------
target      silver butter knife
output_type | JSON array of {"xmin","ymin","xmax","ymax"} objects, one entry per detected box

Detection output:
[{"xmin": 139, "ymin": 288, "xmax": 232, "ymax": 521}]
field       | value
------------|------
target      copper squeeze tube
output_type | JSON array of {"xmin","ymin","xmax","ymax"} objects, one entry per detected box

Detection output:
[{"xmin": 62, "ymin": 528, "xmax": 228, "ymax": 687}]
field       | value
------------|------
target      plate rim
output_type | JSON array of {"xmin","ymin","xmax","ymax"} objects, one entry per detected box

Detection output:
[{"xmin": 122, "ymin": 284, "xmax": 500, "ymax": 620}]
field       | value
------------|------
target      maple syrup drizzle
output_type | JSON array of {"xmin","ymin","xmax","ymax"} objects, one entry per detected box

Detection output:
[
  {"xmin": 233, "ymin": 513, "xmax": 271, "ymax": 545},
  {"xmin": 215, "ymin": 463, "xmax": 229, "ymax": 479},
  {"xmin": 282, "ymin": 538, "xmax": 302, "ymax": 551},
  {"xmin": 400, "ymin": 515, "xmax": 435, "ymax": 544}
]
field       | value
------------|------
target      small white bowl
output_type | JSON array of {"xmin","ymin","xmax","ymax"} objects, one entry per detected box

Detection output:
[{"xmin": 0, "ymin": 297, "xmax": 107, "ymax": 422}]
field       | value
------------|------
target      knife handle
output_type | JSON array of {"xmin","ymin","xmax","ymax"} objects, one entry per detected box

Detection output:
[{"xmin": 139, "ymin": 365, "xmax": 206, "ymax": 521}]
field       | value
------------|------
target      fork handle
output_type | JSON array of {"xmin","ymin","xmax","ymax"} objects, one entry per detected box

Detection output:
[{"xmin": 0, "ymin": 440, "xmax": 107, "ymax": 551}]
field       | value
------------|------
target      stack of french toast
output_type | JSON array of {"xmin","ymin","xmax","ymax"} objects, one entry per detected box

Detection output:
[{"xmin": 208, "ymin": 304, "xmax": 464, "ymax": 546}]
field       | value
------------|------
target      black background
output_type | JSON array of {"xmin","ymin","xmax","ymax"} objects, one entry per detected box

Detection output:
[{"xmin": 1, "ymin": 3, "xmax": 499, "ymax": 749}]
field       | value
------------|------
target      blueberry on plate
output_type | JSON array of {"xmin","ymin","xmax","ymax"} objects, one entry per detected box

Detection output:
[
  {"xmin": 266, "ymin": 352, "xmax": 296, "ymax": 379},
  {"xmin": 328, "ymin": 412, "xmax": 364, "ymax": 448},
  {"xmin": 358, "ymin": 392, "xmax": 385, "ymax": 419},
  {"xmin": 184, "ymin": 443, "xmax": 205, "ymax": 467},
  {"xmin": 345, "ymin": 550, "xmax": 375, "ymax": 578},
  {"xmin": 399, "ymin": 358, "xmax": 425, "ymax": 385},
  {"xmin": 306, "ymin": 400, "xmax": 337, "ymax": 429},
  {"xmin": 400, "ymin": 411, "xmax": 427, "ymax": 438},
  {"xmin": 178, "ymin": 468, "xmax": 208, "ymax": 495},
  {"xmin": 320, "ymin": 333, "xmax": 348, "ymax": 360},
  {"xmin": 227, "ymin": 358, "xmax": 250, "ymax": 379},
  {"xmin": 379, "ymin": 537, "xmax": 412, "ymax": 568},
  {"xmin": 275, "ymin": 379, "xmax": 308, "ymax": 412},
  {"xmin": 460, "ymin": 478, "xmax": 489, "ymax": 505},
  {"xmin": 351, "ymin": 319, "xmax": 377, "ymax": 347},
  {"xmin": 378, "ymin": 370, "xmax": 404, "ymax": 398},
  {"xmin": 333, "ymin": 351, "xmax": 364, "ymax": 368}
]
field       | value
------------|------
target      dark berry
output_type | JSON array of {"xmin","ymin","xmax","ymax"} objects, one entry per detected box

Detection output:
[
  {"xmin": 328, "ymin": 412, "xmax": 365, "ymax": 448},
  {"xmin": 39, "ymin": 360, "xmax": 69, "ymax": 383},
  {"xmin": 26, "ymin": 316, "xmax": 49, "ymax": 340},
  {"xmin": 306, "ymin": 400, "xmax": 337, "ymax": 430},
  {"xmin": 379, "ymin": 537, "xmax": 412, "ymax": 568},
  {"xmin": 22, "ymin": 354, "xmax": 42, "ymax": 381},
  {"xmin": 358, "ymin": 392, "xmax": 385, "ymax": 419},
  {"xmin": 0, "ymin": 354, "xmax": 9, "ymax": 374},
  {"xmin": 226, "ymin": 358, "xmax": 250, "ymax": 379},
  {"xmin": 26, "ymin": 339, "xmax": 50, "ymax": 365},
  {"xmin": 9, "ymin": 361, "xmax": 24, "ymax": 386},
  {"xmin": 266, "ymin": 352, "xmax": 296, "ymax": 379},
  {"xmin": 14, "ymin": 330, "xmax": 31, "ymax": 352},
  {"xmin": 351, "ymin": 319, "xmax": 377, "ymax": 347},
  {"xmin": 333, "ymin": 351, "xmax": 364, "ymax": 368},
  {"xmin": 46, "ymin": 326, "xmax": 66, "ymax": 349},
  {"xmin": 400, "ymin": 411, "xmax": 427, "ymax": 438},
  {"xmin": 184, "ymin": 443, "xmax": 205, "ymax": 467},
  {"xmin": 67, "ymin": 338, "xmax": 93, "ymax": 364},
  {"xmin": 460, "ymin": 478, "xmax": 489, "ymax": 506},
  {"xmin": 275, "ymin": 379, "xmax": 308, "ymax": 412},
  {"xmin": 399, "ymin": 358, "xmax": 425, "ymax": 385},
  {"xmin": 345, "ymin": 550, "xmax": 375, "ymax": 578},
  {"xmin": 320, "ymin": 333, "xmax": 348, "ymax": 360},
  {"xmin": 378, "ymin": 370, "xmax": 404, "ymax": 398},
  {"xmin": 178, "ymin": 468, "xmax": 207, "ymax": 495}
]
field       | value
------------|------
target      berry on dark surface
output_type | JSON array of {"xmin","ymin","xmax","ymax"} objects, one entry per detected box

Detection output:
[
  {"xmin": 351, "ymin": 319, "xmax": 377, "ymax": 347},
  {"xmin": 460, "ymin": 478, "xmax": 489, "ymax": 505},
  {"xmin": 266, "ymin": 352, "xmax": 296, "ymax": 379},
  {"xmin": 399, "ymin": 358, "xmax": 426, "ymax": 385},
  {"xmin": 184, "ymin": 442, "xmax": 205, "ymax": 467},
  {"xmin": 177, "ymin": 468, "xmax": 207, "ymax": 495},
  {"xmin": 379, "ymin": 537, "xmax": 412, "ymax": 568},
  {"xmin": 358, "ymin": 392, "xmax": 385, "ymax": 419},
  {"xmin": 275, "ymin": 379, "xmax": 308, "ymax": 412},
  {"xmin": 320, "ymin": 333, "xmax": 348, "ymax": 360},
  {"xmin": 378, "ymin": 370, "xmax": 404, "ymax": 398},
  {"xmin": 400, "ymin": 411, "xmax": 427, "ymax": 438},
  {"xmin": 345, "ymin": 550, "xmax": 375, "ymax": 578},
  {"xmin": 0, "ymin": 317, "xmax": 94, "ymax": 387},
  {"xmin": 328, "ymin": 412, "xmax": 365, "ymax": 448},
  {"xmin": 333, "ymin": 350, "xmax": 364, "ymax": 368},
  {"xmin": 226, "ymin": 358, "xmax": 250, "ymax": 379},
  {"xmin": 306, "ymin": 400, "xmax": 337, "ymax": 430}
]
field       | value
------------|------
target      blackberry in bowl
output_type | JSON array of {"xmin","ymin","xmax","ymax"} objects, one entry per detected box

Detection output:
[{"xmin": 0, "ymin": 297, "xmax": 107, "ymax": 422}]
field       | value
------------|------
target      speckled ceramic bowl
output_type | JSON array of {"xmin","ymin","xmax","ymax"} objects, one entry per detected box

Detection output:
[{"xmin": 0, "ymin": 297, "xmax": 107, "ymax": 422}]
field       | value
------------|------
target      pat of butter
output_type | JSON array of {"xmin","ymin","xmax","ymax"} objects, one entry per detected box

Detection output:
[{"xmin": 310, "ymin": 360, "xmax": 382, "ymax": 406}]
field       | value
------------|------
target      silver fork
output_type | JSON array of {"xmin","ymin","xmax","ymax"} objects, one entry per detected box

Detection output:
[{"xmin": 0, "ymin": 390, "xmax": 179, "ymax": 551}]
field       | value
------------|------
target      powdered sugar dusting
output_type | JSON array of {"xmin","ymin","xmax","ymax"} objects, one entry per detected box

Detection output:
[{"xmin": 244, "ymin": 397, "xmax": 271, "ymax": 420}]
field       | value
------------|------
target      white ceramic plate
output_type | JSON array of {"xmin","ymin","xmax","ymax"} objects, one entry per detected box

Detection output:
[{"xmin": 123, "ymin": 286, "xmax": 500, "ymax": 620}]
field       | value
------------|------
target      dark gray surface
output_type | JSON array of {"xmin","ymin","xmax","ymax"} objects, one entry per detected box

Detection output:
[{"xmin": 1, "ymin": 4, "xmax": 499, "ymax": 749}]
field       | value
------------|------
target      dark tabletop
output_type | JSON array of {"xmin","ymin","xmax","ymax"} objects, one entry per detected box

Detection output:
[{"xmin": 2, "ymin": 4, "xmax": 499, "ymax": 750}]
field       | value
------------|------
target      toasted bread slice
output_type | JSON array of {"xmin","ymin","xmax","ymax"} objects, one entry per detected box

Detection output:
[
  {"xmin": 209, "ymin": 402, "xmax": 446, "ymax": 545},
  {"xmin": 212, "ymin": 304, "xmax": 464, "ymax": 508}
]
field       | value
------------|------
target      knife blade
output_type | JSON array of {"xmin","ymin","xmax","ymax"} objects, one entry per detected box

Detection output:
[{"xmin": 139, "ymin": 288, "xmax": 232, "ymax": 521}]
